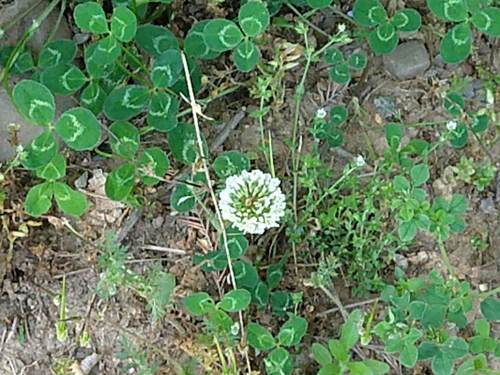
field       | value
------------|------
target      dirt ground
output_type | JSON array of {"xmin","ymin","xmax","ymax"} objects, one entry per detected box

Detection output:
[{"xmin": 0, "ymin": 0, "xmax": 499, "ymax": 374}]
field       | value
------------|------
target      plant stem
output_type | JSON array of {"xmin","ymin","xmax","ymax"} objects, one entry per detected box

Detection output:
[
  {"xmin": 1, "ymin": 0, "xmax": 62, "ymax": 94},
  {"xmin": 438, "ymin": 240, "xmax": 454, "ymax": 276},
  {"xmin": 180, "ymin": 52, "xmax": 252, "ymax": 374},
  {"xmin": 285, "ymin": 2, "xmax": 329, "ymax": 38}
]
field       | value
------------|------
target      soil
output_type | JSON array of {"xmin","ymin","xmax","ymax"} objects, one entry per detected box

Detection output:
[{"xmin": 0, "ymin": 0, "xmax": 499, "ymax": 374}]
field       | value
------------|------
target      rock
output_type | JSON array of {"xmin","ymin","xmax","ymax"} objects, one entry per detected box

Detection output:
[
  {"xmin": 0, "ymin": 0, "xmax": 72, "ymax": 162},
  {"xmin": 0, "ymin": 0, "xmax": 72, "ymax": 53},
  {"xmin": 395, "ymin": 254, "xmax": 408, "ymax": 270},
  {"xmin": 479, "ymin": 197, "xmax": 497, "ymax": 215},
  {"xmin": 373, "ymin": 96, "xmax": 397, "ymax": 119},
  {"xmin": 383, "ymin": 41, "xmax": 430, "ymax": 80}
]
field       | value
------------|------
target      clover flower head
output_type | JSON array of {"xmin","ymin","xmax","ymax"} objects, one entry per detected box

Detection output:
[
  {"xmin": 219, "ymin": 170, "xmax": 286, "ymax": 235},
  {"xmin": 446, "ymin": 120, "xmax": 457, "ymax": 131},
  {"xmin": 316, "ymin": 108, "xmax": 327, "ymax": 119},
  {"xmin": 354, "ymin": 155, "xmax": 366, "ymax": 167}
]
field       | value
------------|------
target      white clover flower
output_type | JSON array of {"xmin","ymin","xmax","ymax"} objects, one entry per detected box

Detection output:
[
  {"xmin": 446, "ymin": 120, "xmax": 457, "ymax": 131},
  {"xmin": 219, "ymin": 170, "xmax": 286, "ymax": 235},
  {"xmin": 354, "ymin": 155, "xmax": 365, "ymax": 167},
  {"xmin": 337, "ymin": 23, "xmax": 347, "ymax": 33},
  {"xmin": 316, "ymin": 108, "xmax": 327, "ymax": 119}
]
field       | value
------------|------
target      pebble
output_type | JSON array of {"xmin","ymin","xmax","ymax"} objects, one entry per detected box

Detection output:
[
  {"xmin": 373, "ymin": 96, "xmax": 397, "ymax": 119},
  {"xmin": 479, "ymin": 198, "xmax": 497, "ymax": 215},
  {"xmin": 416, "ymin": 251, "xmax": 429, "ymax": 264},
  {"xmin": 383, "ymin": 41, "xmax": 431, "ymax": 80},
  {"xmin": 395, "ymin": 254, "xmax": 408, "ymax": 270}
]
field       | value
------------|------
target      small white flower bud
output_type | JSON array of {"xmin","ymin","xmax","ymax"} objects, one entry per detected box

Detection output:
[
  {"xmin": 446, "ymin": 120, "xmax": 457, "ymax": 131},
  {"xmin": 354, "ymin": 155, "xmax": 365, "ymax": 167},
  {"xmin": 315, "ymin": 108, "xmax": 327, "ymax": 119},
  {"xmin": 337, "ymin": 23, "xmax": 346, "ymax": 33}
]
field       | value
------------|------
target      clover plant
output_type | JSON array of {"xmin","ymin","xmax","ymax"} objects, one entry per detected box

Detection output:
[
  {"xmin": 427, "ymin": 0, "xmax": 500, "ymax": 63},
  {"xmin": 352, "ymin": 0, "xmax": 422, "ymax": 54}
]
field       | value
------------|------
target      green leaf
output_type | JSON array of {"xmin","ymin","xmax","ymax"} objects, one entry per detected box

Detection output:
[
  {"xmin": 392, "ymin": 9, "xmax": 421, "ymax": 32},
  {"xmin": 329, "ymin": 105, "xmax": 348, "ymax": 126},
  {"xmin": 432, "ymin": 353, "xmax": 454, "ymax": 375},
  {"xmin": 449, "ymin": 122, "xmax": 468, "ymax": 148},
  {"xmin": 170, "ymin": 183, "xmax": 196, "ymax": 213},
  {"xmin": 135, "ymin": 24, "xmax": 179, "ymax": 57},
  {"xmin": 53, "ymin": 182, "xmax": 88, "ymax": 217},
  {"xmin": 329, "ymin": 339, "xmax": 349, "ymax": 362},
  {"xmin": 233, "ymin": 39, "xmax": 260, "ymax": 72},
  {"xmin": 410, "ymin": 164, "xmax": 429, "ymax": 186},
  {"xmin": 348, "ymin": 360, "xmax": 390, "ymax": 375},
  {"xmin": 233, "ymin": 260, "xmax": 259, "ymax": 289},
  {"xmin": 203, "ymin": 19, "xmax": 243, "ymax": 52},
  {"xmin": 266, "ymin": 259, "xmax": 285, "ymax": 290},
  {"xmin": 449, "ymin": 194, "xmax": 467, "ymax": 214},
  {"xmin": 270, "ymin": 291, "xmax": 292, "ymax": 316},
  {"xmin": 213, "ymin": 151, "xmax": 250, "ymax": 178},
  {"xmin": 168, "ymin": 123, "xmax": 206, "ymax": 165},
  {"xmin": 38, "ymin": 39, "xmax": 77, "ymax": 69},
  {"xmin": 306, "ymin": 0, "xmax": 333, "ymax": 9},
  {"xmin": 398, "ymin": 220, "xmax": 417, "ymax": 241},
  {"xmin": 151, "ymin": 49, "xmax": 183, "ymax": 88},
  {"xmin": 385, "ymin": 122, "xmax": 403, "ymax": 148},
  {"xmin": 353, "ymin": 0, "xmax": 387, "ymax": 26},
  {"xmin": 84, "ymin": 42, "xmax": 112, "ymax": 79},
  {"xmin": 35, "ymin": 154, "xmax": 66, "ymax": 180},
  {"xmin": 323, "ymin": 126, "xmax": 344, "ymax": 147},
  {"xmin": 40, "ymin": 63, "xmax": 86, "ymax": 96},
  {"xmin": 111, "ymin": 6, "xmax": 137, "ymax": 42},
  {"xmin": 368, "ymin": 22, "xmax": 398, "ymax": 54},
  {"xmin": 444, "ymin": 92, "xmax": 465, "ymax": 116},
  {"xmin": 105, "ymin": 163, "xmax": 136, "ymax": 201},
  {"xmin": 55, "ymin": 108, "xmax": 102, "ymax": 151},
  {"xmin": 80, "ymin": 82, "xmax": 106, "ymax": 115},
  {"xmin": 147, "ymin": 92, "xmax": 178, "ymax": 132},
  {"xmin": 252, "ymin": 281, "xmax": 269, "ymax": 307},
  {"xmin": 426, "ymin": 0, "xmax": 468, "ymax": 21},
  {"xmin": 480, "ymin": 298, "xmax": 500, "ymax": 321},
  {"xmin": 25, "ymin": 182, "xmax": 53, "ymax": 217},
  {"xmin": 329, "ymin": 62, "xmax": 350, "ymax": 84},
  {"xmin": 348, "ymin": 51, "xmax": 367, "ymax": 71},
  {"xmin": 440, "ymin": 23, "xmax": 472, "ymax": 64},
  {"xmin": 400, "ymin": 343, "xmax": 418, "ymax": 368},
  {"xmin": 471, "ymin": 114, "xmax": 488, "ymax": 133},
  {"xmin": 218, "ymin": 227, "xmax": 249, "ymax": 259},
  {"xmin": 393, "ymin": 175, "xmax": 410, "ymax": 192},
  {"xmin": 184, "ymin": 21, "xmax": 219, "ymax": 60},
  {"xmin": 74, "ymin": 2, "xmax": 108, "ymax": 34},
  {"xmin": 324, "ymin": 47, "xmax": 344, "ymax": 64},
  {"xmin": 11, "ymin": 50, "xmax": 34, "ymax": 74},
  {"xmin": 217, "ymin": 289, "xmax": 251, "ymax": 312},
  {"xmin": 456, "ymin": 354, "xmax": 488, "ymax": 375},
  {"xmin": 264, "ymin": 348, "xmax": 293, "ymax": 375},
  {"xmin": 104, "ymin": 85, "xmax": 150, "ymax": 121},
  {"xmin": 472, "ymin": 7, "xmax": 500, "ymax": 37},
  {"xmin": 442, "ymin": 337, "xmax": 469, "ymax": 359},
  {"xmin": 184, "ymin": 292, "xmax": 214, "ymax": 316},
  {"xmin": 418, "ymin": 341, "xmax": 440, "ymax": 360},
  {"xmin": 21, "ymin": 131, "xmax": 58, "ymax": 170},
  {"xmin": 238, "ymin": 1, "xmax": 270, "ymax": 37},
  {"xmin": 13, "ymin": 80, "xmax": 55, "ymax": 126},
  {"xmin": 278, "ymin": 314, "xmax": 308, "ymax": 347},
  {"xmin": 311, "ymin": 343, "xmax": 333, "ymax": 366},
  {"xmin": 247, "ymin": 323, "xmax": 276, "ymax": 350},
  {"xmin": 341, "ymin": 309, "xmax": 361, "ymax": 350},
  {"xmin": 109, "ymin": 121, "xmax": 140, "ymax": 158},
  {"xmin": 138, "ymin": 147, "xmax": 169, "ymax": 186}
]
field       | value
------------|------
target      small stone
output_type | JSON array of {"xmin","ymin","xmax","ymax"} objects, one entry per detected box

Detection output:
[
  {"xmin": 383, "ymin": 41, "xmax": 431, "ymax": 80},
  {"xmin": 395, "ymin": 254, "xmax": 408, "ymax": 270},
  {"xmin": 479, "ymin": 284, "xmax": 489, "ymax": 292},
  {"xmin": 479, "ymin": 198, "xmax": 497, "ymax": 215},
  {"xmin": 373, "ymin": 96, "xmax": 397, "ymax": 119},
  {"xmin": 416, "ymin": 251, "xmax": 429, "ymax": 264}
]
